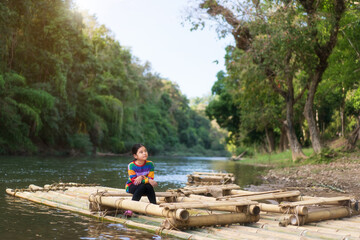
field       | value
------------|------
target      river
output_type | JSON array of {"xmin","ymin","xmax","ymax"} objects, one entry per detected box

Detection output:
[{"xmin": 0, "ymin": 155, "xmax": 267, "ymax": 239}]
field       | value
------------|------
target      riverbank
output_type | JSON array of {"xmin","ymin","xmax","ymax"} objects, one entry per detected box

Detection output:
[{"xmin": 248, "ymin": 151, "xmax": 360, "ymax": 199}]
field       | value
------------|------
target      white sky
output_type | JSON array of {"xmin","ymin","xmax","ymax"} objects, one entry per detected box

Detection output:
[{"xmin": 74, "ymin": 0, "xmax": 233, "ymax": 99}]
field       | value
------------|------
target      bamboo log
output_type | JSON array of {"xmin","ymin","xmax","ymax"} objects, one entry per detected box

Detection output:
[
  {"xmin": 230, "ymin": 189, "xmax": 283, "ymax": 196},
  {"xmin": 259, "ymin": 203, "xmax": 308, "ymax": 215},
  {"xmin": 169, "ymin": 197, "xmax": 245, "ymax": 212},
  {"xmin": 251, "ymin": 222, "xmax": 355, "ymax": 239},
  {"xmin": 190, "ymin": 175, "xmax": 233, "ymax": 180},
  {"xmin": 183, "ymin": 184, "xmax": 240, "ymax": 190},
  {"xmin": 191, "ymin": 172, "xmax": 234, "ymax": 176},
  {"xmin": 162, "ymin": 212, "xmax": 260, "ymax": 229},
  {"xmin": 289, "ymin": 206, "xmax": 352, "ymax": 225},
  {"xmin": 32, "ymin": 191, "xmax": 89, "ymax": 210},
  {"xmin": 160, "ymin": 200, "xmax": 257, "ymax": 210},
  {"xmin": 224, "ymin": 191, "xmax": 301, "ymax": 202},
  {"xmin": 191, "ymin": 226, "xmax": 272, "ymax": 240},
  {"xmin": 89, "ymin": 195, "xmax": 189, "ymax": 221},
  {"xmin": 226, "ymin": 224, "xmax": 312, "ymax": 240},
  {"xmin": 280, "ymin": 196, "xmax": 351, "ymax": 207},
  {"xmin": 288, "ymin": 224, "xmax": 360, "ymax": 237}
]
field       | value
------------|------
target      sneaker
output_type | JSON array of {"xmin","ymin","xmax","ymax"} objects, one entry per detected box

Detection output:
[{"xmin": 124, "ymin": 210, "xmax": 133, "ymax": 217}]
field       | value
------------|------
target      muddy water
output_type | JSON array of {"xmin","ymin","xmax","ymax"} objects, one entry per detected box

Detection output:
[{"xmin": 0, "ymin": 156, "xmax": 266, "ymax": 239}]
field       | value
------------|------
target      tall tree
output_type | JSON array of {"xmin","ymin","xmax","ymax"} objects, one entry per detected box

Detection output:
[
  {"xmin": 188, "ymin": 0, "xmax": 349, "ymax": 159},
  {"xmin": 191, "ymin": 0, "xmax": 308, "ymax": 160}
]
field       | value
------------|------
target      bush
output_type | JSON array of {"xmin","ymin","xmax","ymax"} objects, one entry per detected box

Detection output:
[{"xmin": 68, "ymin": 133, "xmax": 92, "ymax": 155}]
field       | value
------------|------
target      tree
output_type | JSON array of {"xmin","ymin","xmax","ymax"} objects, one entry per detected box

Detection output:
[
  {"xmin": 188, "ymin": 0, "xmax": 350, "ymax": 160},
  {"xmin": 191, "ymin": 0, "xmax": 308, "ymax": 160}
]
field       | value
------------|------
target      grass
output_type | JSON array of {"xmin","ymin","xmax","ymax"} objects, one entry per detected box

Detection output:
[{"xmin": 240, "ymin": 148, "xmax": 314, "ymax": 167}]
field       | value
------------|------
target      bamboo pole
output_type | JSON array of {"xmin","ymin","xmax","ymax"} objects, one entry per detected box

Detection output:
[
  {"xmin": 230, "ymin": 189, "xmax": 283, "ymax": 196},
  {"xmin": 188, "ymin": 227, "xmax": 271, "ymax": 240},
  {"xmin": 162, "ymin": 212, "xmax": 260, "ymax": 229},
  {"xmin": 189, "ymin": 175, "xmax": 233, "ymax": 180},
  {"xmin": 160, "ymin": 200, "xmax": 257, "ymax": 210},
  {"xmin": 182, "ymin": 184, "xmax": 240, "ymax": 190},
  {"xmin": 32, "ymin": 191, "xmax": 89, "ymax": 210},
  {"xmin": 289, "ymin": 206, "xmax": 352, "ymax": 225},
  {"xmin": 224, "ymin": 191, "xmax": 301, "ymax": 202},
  {"xmin": 280, "ymin": 196, "xmax": 351, "ymax": 207},
  {"xmin": 89, "ymin": 194, "xmax": 189, "ymax": 221},
  {"xmin": 227, "ymin": 224, "xmax": 311, "ymax": 240},
  {"xmin": 250, "ymin": 222, "xmax": 355, "ymax": 240},
  {"xmin": 308, "ymin": 218, "xmax": 360, "ymax": 229},
  {"xmin": 186, "ymin": 194, "xmax": 217, "ymax": 201},
  {"xmin": 287, "ymin": 224, "xmax": 360, "ymax": 238},
  {"xmin": 191, "ymin": 172, "xmax": 234, "ymax": 176},
  {"xmin": 259, "ymin": 203, "xmax": 308, "ymax": 215}
]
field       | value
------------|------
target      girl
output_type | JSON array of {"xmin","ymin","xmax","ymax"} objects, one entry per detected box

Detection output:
[{"xmin": 125, "ymin": 144, "xmax": 157, "ymax": 206}]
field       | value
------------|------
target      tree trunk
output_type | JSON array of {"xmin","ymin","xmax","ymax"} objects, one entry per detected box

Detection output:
[
  {"xmin": 265, "ymin": 127, "xmax": 275, "ymax": 153},
  {"xmin": 340, "ymin": 98, "xmax": 346, "ymax": 137},
  {"xmin": 285, "ymin": 99, "xmax": 306, "ymax": 161},
  {"xmin": 345, "ymin": 116, "xmax": 360, "ymax": 150},
  {"xmin": 279, "ymin": 125, "xmax": 288, "ymax": 152},
  {"xmin": 300, "ymin": 0, "xmax": 345, "ymax": 154},
  {"xmin": 304, "ymin": 73, "xmax": 323, "ymax": 154}
]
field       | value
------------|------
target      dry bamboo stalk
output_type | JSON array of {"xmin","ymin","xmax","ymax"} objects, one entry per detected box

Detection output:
[
  {"xmin": 170, "ymin": 197, "xmax": 246, "ymax": 213},
  {"xmin": 94, "ymin": 191, "xmax": 177, "ymax": 198},
  {"xmin": 251, "ymin": 222, "xmax": 355, "ymax": 240},
  {"xmin": 189, "ymin": 227, "xmax": 270, "ymax": 240},
  {"xmin": 33, "ymin": 191, "xmax": 86, "ymax": 203},
  {"xmin": 183, "ymin": 195, "xmax": 261, "ymax": 214},
  {"xmin": 289, "ymin": 206, "xmax": 352, "ymax": 225},
  {"xmin": 184, "ymin": 229, "xmax": 227, "ymax": 240},
  {"xmin": 226, "ymin": 191, "xmax": 301, "ymax": 202},
  {"xmin": 160, "ymin": 200, "xmax": 257, "ymax": 209},
  {"xmin": 162, "ymin": 212, "xmax": 260, "ymax": 229},
  {"xmin": 308, "ymin": 218, "xmax": 360, "ymax": 229},
  {"xmin": 32, "ymin": 191, "xmax": 89, "ymax": 210},
  {"xmin": 229, "ymin": 190, "xmax": 287, "ymax": 199},
  {"xmin": 190, "ymin": 175, "xmax": 232, "ymax": 180},
  {"xmin": 191, "ymin": 172, "xmax": 234, "ymax": 176},
  {"xmin": 186, "ymin": 194, "xmax": 217, "ymax": 202},
  {"xmin": 287, "ymin": 224, "xmax": 360, "ymax": 238},
  {"xmin": 307, "ymin": 222, "xmax": 360, "ymax": 235},
  {"xmin": 89, "ymin": 195, "xmax": 189, "ymax": 221},
  {"xmin": 182, "ymin": 184, "xmax": 240, "ymax": 190},
  {"xmin": 280, "ymin": 196, "xmax": 351, "ymax": 207},
  {"xmin": 227, "ymin": 224, "xmax": 310, "ymax": 240},
  {"xmin": 7, "ymin": 188, "xmax": 94, "ymax": 215},
  {"xmin": 259, "ymin": 203, "xmax": 308, "ymax": 215}
]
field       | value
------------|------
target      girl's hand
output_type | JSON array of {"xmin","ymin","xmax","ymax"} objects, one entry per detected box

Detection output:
[
  {"xmin": 149, "ymin": 179, "xmax": 158, "ymax": 187},
  {"xmin": 134, "ymin": 175, "xmax": 143, "ymax": 185}
]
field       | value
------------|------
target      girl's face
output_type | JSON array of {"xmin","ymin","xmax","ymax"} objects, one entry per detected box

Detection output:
[{"xmin": 134, "ymin": 146, "xmax": 148, "ymax": 162}]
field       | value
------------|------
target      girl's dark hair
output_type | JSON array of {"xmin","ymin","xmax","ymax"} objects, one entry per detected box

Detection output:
[{"xmin": 131, "ymin": 143, "xmax": 145, "ymax": 155}]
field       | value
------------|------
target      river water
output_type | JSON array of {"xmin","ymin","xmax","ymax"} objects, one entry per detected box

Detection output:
[{"xmin": 0, "ymin": 155, "xmax": 267, "ymax": 239}]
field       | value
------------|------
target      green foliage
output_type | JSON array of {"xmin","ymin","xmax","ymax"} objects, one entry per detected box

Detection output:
[
  {"xmin": 305, "ymin": 148, "xmax": 338, "ymax": 164},
  {"xmin": 189, "ymin": 0, "xmax": 358, "ymax": 156},
  {"xmin": 68, "ymin": 133, "xmax": 93, "ymax": 155},
  {"xmin": 0, "ymin": 0, "xmax": 227, "ymax": 156}
]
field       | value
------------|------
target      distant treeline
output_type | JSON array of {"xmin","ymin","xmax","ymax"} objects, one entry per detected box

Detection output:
[{"xmin": 0, "ymin": 0, "xmax": 227, "ymax": 156}]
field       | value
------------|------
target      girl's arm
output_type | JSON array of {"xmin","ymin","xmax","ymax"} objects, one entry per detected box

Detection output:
[{"xmin": 142, "ymin": 161, "xmax": 155, "ymax": 183}]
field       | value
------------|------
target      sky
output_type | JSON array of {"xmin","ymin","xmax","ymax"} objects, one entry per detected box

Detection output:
[{"xmin": 74, "ymin": 0, "xmax": 233, "ymax": 99}]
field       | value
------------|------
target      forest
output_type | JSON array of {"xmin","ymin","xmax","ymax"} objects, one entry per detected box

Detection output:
[
  {"xmin": 189, "ymin": 0, "xmax": 360, "ymax": 160},
  {"xmin": 0, "ymin": 0, "xmax": 227, "ymax": 156},
  {"xmin": 1, "ymin": 0, "xmax": 360, "ymax": 160}
]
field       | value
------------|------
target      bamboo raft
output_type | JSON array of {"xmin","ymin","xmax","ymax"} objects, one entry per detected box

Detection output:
[{"xmin": 5, "ymin": 172, "xmax": 360, "ymax": 240}]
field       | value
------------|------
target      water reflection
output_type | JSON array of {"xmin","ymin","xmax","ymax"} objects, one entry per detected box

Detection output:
[{"xmin": 1, "ymin": 156, "xmax": 267, "ymax": 239}]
